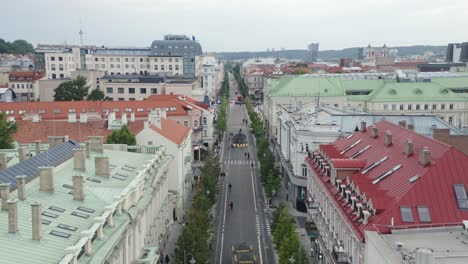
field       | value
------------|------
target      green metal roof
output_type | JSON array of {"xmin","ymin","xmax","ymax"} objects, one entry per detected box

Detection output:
[
  {"xmin": 267, "ymin": 76, "xmax": 468, "ymax": 102},
  {"xmin": 0, "ymin": 147, "xmax": 172, "ymax": 264}
]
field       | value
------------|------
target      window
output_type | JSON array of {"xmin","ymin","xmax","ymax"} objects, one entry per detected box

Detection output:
[
  {"xmin": 161, "ymin": 65, "xmax": 165, "ymax": 70},
  {"xmin": 400, "ymin": 207, "xmax": 414, "ymax": 222},
  {"xmin": 58, "ymin": 56, "xmax": 63, "ymax": 61},
  {"xmin": 383, "ymin": 104, "xmax": 388, "ymax": 110},
  {"xmin": 454, "ymin": 184, "xmax": 468, "ymax": 209},
  {"xmin": 441, "ymin": 104, "xmax": 445, "ymax": 110},
  {"xmin": 110, "ymin": 58, "xmax": 114, "ymax": 62},
  {"xmin": 118, "ymin": 98, "xmax": 124, "ymax": 101},
  {"xmin": 169, "ymin": 58, "xmax": 172, "ymax": 62},
  {"xmin": 125, "ymin": 64, "xmax": 129, "ymax": 69},
  {"xmin": 116, "ymin": 58, "xmax": 120, "ymax": 62},
  {"xmin": 51, "ymin": 64, "xmax": 56, "ymax": 71},
  {"xmin": 450, "ymin": 104, "xmax": 454, "ymax": 110},
  {"xmin": 140, "ymin": 88, "xmax": 147, "ymax": 94},
  {"xmin": 202, "ymin": 117, "xmax": 207, "ymax": 125},
  {"xmin": 194, "ymin": 120, "xmax": 198, "ymax": 127},
  {"xmin": 449, "ymin": 116, "xmax": 453, "ymax": 124},
  {"xmin": 101, "ymin": 64, "xmax": 105, "ymax": 68},
  {"xmin": 417, "ymin": 206, "xmax": 431, "ymax": 222},
  {"xmin": 59, "ymin": 74, "xmax": 64, "ymax": 79},
  {"xmin": 301, "ymin": 164, "xmax": 307, "ymax": 177},
  {"xmin": 129, "ymin": 88, "xmax": 135, "ymax": 94},
  {"xmin": 129, "ymin": 98, "xmax": 135, "ymax": 101},
  {"xmin": 154, "ymin": 58, "xmax": 158, "ymax": 62},
  {"xmin": 175, "ymin": 58, "xmax": 179, "ymax": 62},
  {"xmin": 125, "ymin": 58, "xmax": 129, "ymax": 62},
  {"xmin": 95, "ymin": 64, "xmax": 99, "ymax": 68},
  {"xmin": 407, "ymin": 104, "xmax": 412, "ymax": 110},
  {"xmin": 391, "ymin": 104, "xmax": 396, "ymax": 111},
  {"xmin": 416, "ymin": 104, "xmax": 420, "ymax": 110},
  {"xmin": 52, "ymin": 74, "xmax": 56, "ymax": 79},
  {"xmin": 139, "ymin": 58, "xmax": 143, "ymax": 62},
  {"xmin": 110, "ymin": 64, "xmax": 114, "ymax": 68},
  {"xmin": 424, "ymin": 104, "xmax": 429, "ymax": 110},
  {"xmin": 305, "ymin": 144, "xmax": 309, "ymax": 152},
  {"xmin": 169, "ymin": 65, "xmax": 173, "ymax": 70},
  {"xmin": 154, "ymin": 65, "xmax": 158, "ymax": 70},
  {"xmin": 118, "ymin": 88, "xmax": 124, "ymax": 94},
  {"xmin": 117, "ymin": 64, "xmax": 121, "ymax": 68},
  {"xmin": 151, "ymin": 88, "xmax": 158, "ymax": 94},
  {"xmin": 183, "ymin": 121, "xmax": 189, "ymax": 127},
  {"xmin": 432, "ymin": 104, "xmax": 437, "ymax": 110},
  {"xmin": 399, "ymin": 104, "xmax": 404, "ymax": 110},
  {"xmin": 51, "ymin": 56, "xmax": 55, "ymax": 61},
  {"xmin": 131, "ymin": 58, "xmax": 135, "ymax": 62},
  {"xmin": 95, "ymin": 58, "xmax": 99, "ymax": 62},
  {"xmin": 101, "ymin": 58, "xmax": 105, "ymax": 62},
  {"xmin": 106, "ymin": 88, "xmax": 113, "ymax": 93}
]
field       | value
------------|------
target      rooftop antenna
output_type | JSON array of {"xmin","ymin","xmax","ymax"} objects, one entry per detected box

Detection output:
[{"xmin": 79, "ymin": 28, "xmax": 83, "ymax": 46}]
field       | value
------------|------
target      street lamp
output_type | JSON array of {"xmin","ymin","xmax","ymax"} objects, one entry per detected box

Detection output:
[{"xmin": 289, "ymin": 256, "xmax": 296, "ymax": 264}]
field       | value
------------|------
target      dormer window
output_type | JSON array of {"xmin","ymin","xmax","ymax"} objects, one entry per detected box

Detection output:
[
  {"xmin": 417, "ymin": 206, "xmax": 431, "ymax": 222},
  {"xmin": 340, "ymin": 139, "xmax": 362, "ymax": 155},
  {"xmin": 350, "ymin": 145, "xmax": 371, "ymax": 158},
  {"xmin": 453, "ymin": 184, "xmax": 468, "ymax": 209}
]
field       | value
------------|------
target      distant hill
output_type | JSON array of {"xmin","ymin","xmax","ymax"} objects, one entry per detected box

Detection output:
[{"xmin": 216, "ymin": 45, "xmax": 447, "ymax": 61}]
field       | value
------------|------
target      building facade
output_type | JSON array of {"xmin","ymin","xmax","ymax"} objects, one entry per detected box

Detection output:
[
  {"xmin": 0, "ymin": 137, "xmax": 176, "ymax": 264},
  {"xmin": 308, "ymin": 43, "xmax": 319, "ymax": 63},
  {"xmin": 305, "ymin": 121, "xmax": 468, "ymax": 264},
  {"xmin": 8, "ymin": 71, "xmax": 45, "ymax": 101}
]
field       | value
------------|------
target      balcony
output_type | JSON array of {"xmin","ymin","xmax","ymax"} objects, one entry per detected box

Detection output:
[{"xmin": 332, "ymin": 246, "xmax": 350, "ymax": 264}]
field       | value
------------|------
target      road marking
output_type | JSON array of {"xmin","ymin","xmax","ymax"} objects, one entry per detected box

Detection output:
[{"xmin": 219, "ymin": 180, "xmax": 229, "ymax": 264}]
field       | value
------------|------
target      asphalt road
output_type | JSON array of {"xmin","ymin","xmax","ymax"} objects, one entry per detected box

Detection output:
[{"xmin": 213, "ymin": 74, "xmax": 275, "ymax": 264}]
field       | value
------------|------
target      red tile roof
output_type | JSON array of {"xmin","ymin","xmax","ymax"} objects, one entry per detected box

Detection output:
[
  {"xmin": 0, "ymin": 95, "xmax": 205, "ymax": 120},
  {"xmin": 9, "ymin": 71, "xmax": 45, "ymax": 81},
  {"xmin": 330, "ymin": 159, "xmax": 366, "ymax": 168},
  {"xmin": 306, "ymin": 121, "xmax": 468, "ymax": 241},
  {"xmin": 150, "ymin": 118, "xmax": 191, "ymax": 145}
]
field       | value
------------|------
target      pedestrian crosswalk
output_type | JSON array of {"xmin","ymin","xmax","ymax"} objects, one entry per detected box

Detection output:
[{"xmin": 224, "ymin": 160, "xmax": 255, "ymax": 166}]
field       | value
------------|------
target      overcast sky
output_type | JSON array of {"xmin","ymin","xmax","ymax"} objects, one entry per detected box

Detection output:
[{"xmin": 2, "ymin": 0, "xmax": 467, "ymax": 52}]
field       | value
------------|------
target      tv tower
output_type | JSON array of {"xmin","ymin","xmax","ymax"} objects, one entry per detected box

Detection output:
[{"xmin": 79, "ymin": 28, "xmax": 83, "ymax": 46}]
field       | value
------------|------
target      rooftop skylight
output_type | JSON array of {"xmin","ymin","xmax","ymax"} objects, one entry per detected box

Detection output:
[
  {"xmin": 372, "ymin": 164, "xmax": 402, "ymax": 184},
  {"xmin": 340, "ymin": 139, "xmax": 363, "ymax": 155},
  {"xmin": 350, "ymin": 145, "xmax": 371, "ymax": 158},
  {"xmin": 361, "ymin": 156, "xmax": 388, "ymax": 174},
  {"xmin": 50, "ymin": 230, "xmax": 71, "ymax": 239},
  {"xmin": 77, "ymin": 206, "xmax": 96, "ymax": 214}
]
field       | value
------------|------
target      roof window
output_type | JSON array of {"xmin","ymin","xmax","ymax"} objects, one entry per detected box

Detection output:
[
  {"xmin": 417, "ymin": 206, "xmax": 431, "ymax": 222},
  {"xmin": 71, "ymin": 211, "xmax": 90, "ymax": 219},
  {"xmin": 77, "ymin": 206, "xmax": 95, "ymax": 214},
  {"xmin": 340, "ymin": 139, "xmax": 363, "ymax": 155},
  {"xmin": 400, "ymin": 206, "xmax": 414, "ymax": 222},
  {"xmin": 361, "ymin": 156, "xmax": 388, "ymax": 174},
  {"xmin": 350, "ymin": 145, "xmax": 371, "ymax": 158},
  {"xmin": 50, "ymin": 230, "xmax": 72, "ymax": 238},
  {"xmin": 48, "ymin": 206, "xmax": 65, "ymax": 213},
  {"xmin": 453, "ymin": 184, "xmax": 468, "ymax": 209},
  {"xmin": 42, "ymin": 219, "xmax": 52, "ymax": 225},
  {"xmin": 86, "ymin": 177, "xmax": 102, "ymax": 183},
  {"xmin": 372, "ymin": 164, "xmax": 402, "ymax": 184},
  {"xmin": 42, "ymin": 211, "xmax": 59, "ymax": 218},
  {"xmin": 58, "ymin": 224, "xmax": 78, "ymax": 232}
]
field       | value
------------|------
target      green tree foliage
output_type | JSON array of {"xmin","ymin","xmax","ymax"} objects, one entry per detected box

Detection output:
[
  {"xmin": 233, "ymin": 64, "xmax": 249, "ymax": 97},
  {"xmin": 176, "ymin": 152, "xmax": 221, "ymax": 263},
  {"xmin": 0, "ymin": 39, "xmax": 34, "ymax": 54},
  {"xmin": 0, "ymin": 113, "xmax": 18, "ymax": 149},
  {"xmin": 272, "ymin": 204, "xmax": 307, "ymax": 264},
  {"xmin": 53, "ymin": 75, "xmax": 90, "ymax": 101},
  {"xmin": 216, "ymin": 97, "xmax": 227, "ymax": 138},
  {"xmin": 87, "ymin": 89, "xmax": 110, "ymax": 101},
  {"xmin": 106, "ymin": 125, "xmax": 136, "ymax": 145}
]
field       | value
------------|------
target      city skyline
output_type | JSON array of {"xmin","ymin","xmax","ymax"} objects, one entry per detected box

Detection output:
[{"xmin": 2, "ymin": 0, "xmax": 467, "ymax": 52}]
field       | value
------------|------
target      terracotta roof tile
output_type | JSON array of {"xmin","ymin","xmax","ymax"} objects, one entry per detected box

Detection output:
[{"xmin": 150, "ymin": 118, "xmax": 191, "ymax": 145}]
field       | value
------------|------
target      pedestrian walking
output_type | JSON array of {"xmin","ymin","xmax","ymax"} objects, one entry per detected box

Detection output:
[
  {"xmin": 251, "ymin": 162, "xmax": 253, "ymax": 168},
  {"xmin": 228, "ymin": 183, "xmax": 232, "ymax": 192},
  {"xmin": 230, "ymin": 201, "xmax": 234, "ymax": 210},
  {"xmin": 247, "ymin": 153, "xmax": 250, "ymax": 159},
  {"xmin": 165, "ymin": 254, "xmax": 170, "ymax": 264}
]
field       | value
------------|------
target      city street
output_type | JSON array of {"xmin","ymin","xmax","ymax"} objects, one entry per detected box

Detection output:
[{"xmin": 213, "ymin": 74, "xmax": 275, "ymax": 264}]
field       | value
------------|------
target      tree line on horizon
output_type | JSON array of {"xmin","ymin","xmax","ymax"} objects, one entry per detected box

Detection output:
[{"xmin": 0, "ymin": 39, "xmax": 34, "ymax": 55}]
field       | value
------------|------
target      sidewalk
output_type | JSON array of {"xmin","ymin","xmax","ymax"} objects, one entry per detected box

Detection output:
[{"xmin": 272, "ymin": 180, "xmax": 314, "ymax": 264}]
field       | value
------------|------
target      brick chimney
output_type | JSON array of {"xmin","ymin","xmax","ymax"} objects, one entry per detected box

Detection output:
[
  {"xmin": 88, "ymin": 136, "xmax": 104, "ymax": 153},
  {"xmin": 360, "ymin": 120, "xmax": 367, "ymax": 132},
  {"xmin": 16, "ymin": 175, "xmax": 26, "ymax": 201},
  {"xmin": 0, "ymin": 183, "xmax": 10, "ymax": 210},
  {"xmin": 384, "ymin": 130, "xmax": 392, "ymax": 146},
  {"xmin": 398, "ymin": 120, "xmax": 407, "ymax": 127},
  {"xmin": 419, "ymin": 147, "xmax": 431, "ymax": 166},
  {"xmin": 31, "ymin": 202, "xmax": 41, "ymax": 240},
  {"xmin": 404, "ymin": 139, "xmax": 414, "ymax": 157},
  {"xmin": 7, "ymin": 199, "xmax": 18, "ymax": 233},
  {"xmin": 73, "ymin": 148, "xmax": 86, "ymax": 171},
  {"xmin": 73, "ymin": 175, "xmax": 84, "ymax": 201},
  {"xmin": 371, "ymin": 125, "xmax": 379, "ymax": 138},
  {"xmin": 34, "ymin": 140, "xmax": 41, "ymax": 155},
  {"xmin": 39, "ymin": 167, "xmax": 54, "ymax": 192},
  {"xmin": 0, "ymin": 153, "xmax": 7, "ymax": 170},
  {"xmin": 95, "ymin": 157, "xmax": 110, "ymax": 177}
]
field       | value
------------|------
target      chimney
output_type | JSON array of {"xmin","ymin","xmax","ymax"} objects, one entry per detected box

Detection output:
[
  {"xmin": 371, "ymin": 125, "xmax": 379, "ymax": 138},
  {"xmin": 16, "ymin": 175, "xmax": 26, "ymax": 201},
  {"xmin": 407, "ymin": 124, "xmax": 414, "ymax": 131},
  {"xmin": 85, "ymin": 141, "xmax": 91, "ymax": 158},
  {"xmin": 398, "ymin": 120, "xmax": 407, "ymax": 127},
  {"xmin": 95, "ymin": 157, "xmax": 110, "ymax": 177},
  {"xmin": 0, "ymin": 183, "xmax": 10, "ymax": 210},
  {"xmin": 384, "ymin": 130, "xmax": 392, "ymax": 146},
  {"xmin": 419, "ymin": 147, "xmax": 431, "ymax": 166},
  {"xmin": 7, "ymin": 199, "xmax": 18, "ymax": 233},
  {"xmin": 88, "ymin": 136, "xmax": 104, "ymax": 153},
  {"xmin": 73, "ymin": 175, "xmax": 84, "ymax": 201},
  {"xmin": 18, "ymin": 146, "xmax": 29, "ymax": 162},
  {"xmin": 80, "ymin": 113, "xmax": 88, "ymax": 123},
  {"xmin": 39, "ymin": 167, "xmax": 54, "ymax": 192},
  {"xmin": 34, "ymin": 140, "xmax": 41, "ymax": 155},
  {"xmin": 48, "ymin": 136, "xmax": 66, "ymax": 148},
  {"xmin": 360, "ymin": 120, "xmax": 367, "ymax": 132},
  {"xmin": 0, "ymin": 153, "xmax": 7, "ymax": 170},
  {"xmin": 31, "ymin": 202, "xmax": 41, "ymax": 240},
  {"xmin": 404, "ymin": 139, "xmax": 414, "ymax": 157},
  {"xmin": 363, "ymin": 210, "xmax": 371, "ymax": 225},
  {"xmin": 130, "ymin": 112, "xmax": 135, "ymax": 122},
  {"xmin": 68, "ymin": 112, "xmax": 77, "ymax": 123},
  {"xmin": 73, "ymin": 148, "xmax": 86, "ymax": 171}
]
